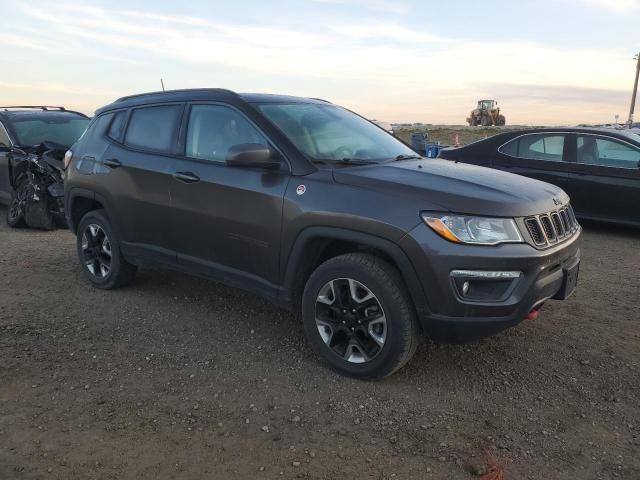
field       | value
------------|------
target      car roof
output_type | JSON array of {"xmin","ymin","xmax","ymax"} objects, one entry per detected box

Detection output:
[
  {"xmin": 481, "ymin": 126, "xmax": 640, "ymax": 145},
  {"xmin": 0, "ymin": 109, "xmax": 88, "ymax": 122},
  {"xmin": 96, "ymin": 88, "xmax": 332, "ymax": 115}
]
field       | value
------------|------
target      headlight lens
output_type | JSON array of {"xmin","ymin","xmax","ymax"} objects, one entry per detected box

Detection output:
[{"xmin": 422, "ymin": 214, "xmax": 523, "ymax": 245}]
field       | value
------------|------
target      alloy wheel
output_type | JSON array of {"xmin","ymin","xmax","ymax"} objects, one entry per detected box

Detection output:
[
  {"xmin": 81, "ymin": 224, "xmax": 112, "ymax": 278},
  {"xmin": 315, "ymin": 278, "xmax": 387, "ymax": 364},
  {"xmin": 8, "ymin": 183, "xmax": 29, "ymax": 223}
]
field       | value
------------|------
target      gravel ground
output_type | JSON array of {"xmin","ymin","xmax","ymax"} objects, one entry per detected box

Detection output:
[{"xmin": 1, "ymin": 205, "xmax": 639, "ymax": 480}]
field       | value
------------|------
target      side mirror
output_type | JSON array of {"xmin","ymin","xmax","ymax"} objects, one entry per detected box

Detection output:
[
  {"xmin": 0, "ymin": 143, "xmax": 9, "ymax": 152},
  {"xmin": 226, "ymin": 143, "xmax": 282, "ymax": 170}
]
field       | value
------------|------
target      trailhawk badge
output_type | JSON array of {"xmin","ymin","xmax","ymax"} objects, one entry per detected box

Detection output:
[{"xmin": 296, "ymin": 185, "xmax": 306, "ymax": 196}]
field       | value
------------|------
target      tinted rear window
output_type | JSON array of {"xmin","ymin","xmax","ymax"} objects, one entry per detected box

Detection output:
[{"xmin": 124, "ymin": 105, "xmax": 182, "ymax": 153}]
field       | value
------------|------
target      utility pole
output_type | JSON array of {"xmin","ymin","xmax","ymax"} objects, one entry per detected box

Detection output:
[{"xmin": 628, "ymin": 51, "xmax": 640, "ymax": 127}]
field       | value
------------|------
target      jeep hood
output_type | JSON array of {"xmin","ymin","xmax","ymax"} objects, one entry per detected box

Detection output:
[{"xmin": 332, "ymin": 159, "xmax": 568, "ymax": 217}]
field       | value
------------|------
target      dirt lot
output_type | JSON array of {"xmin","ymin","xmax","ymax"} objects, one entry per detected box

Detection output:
[{"xmin": 1, "ymin": 206, "xmax": 639, "ymax": 480}]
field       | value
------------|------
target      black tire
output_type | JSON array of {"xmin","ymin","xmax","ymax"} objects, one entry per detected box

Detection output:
[
  {"xmin": 76, "ymin": 209, "xmax": 137, "ymax": 289},
  {"xmin": 301, "ymin": 253, "xmax": 420, "ymax": 379},
  {"xmin": 6, "ymin": 179, "xmax": 28, "ymax": 228}
]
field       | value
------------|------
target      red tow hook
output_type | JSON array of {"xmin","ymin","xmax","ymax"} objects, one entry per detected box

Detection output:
[{"xmin": 525, "ymin": 309, "xmax": 539, "ymax": 321}]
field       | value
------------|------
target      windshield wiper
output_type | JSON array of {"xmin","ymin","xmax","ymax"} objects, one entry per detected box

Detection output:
[
  {"xmin": 394, "ymin": 154, "xmax": 423, "ymax": 161},
  {"xmin": 313, "ymin": 158, "xmax": 377, "ymax": 166},
  {"xmin": 340, "ymin": 158, "xmax": 377, "ymax": 165}
]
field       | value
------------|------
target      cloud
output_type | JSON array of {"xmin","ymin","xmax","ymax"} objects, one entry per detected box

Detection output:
[
  {"xmin": 576, "ymin": 0, "xmax": 640, "ymax": 11},
  {"xmin": 6, "ymin": 1, "xmax": 634, "ymax": 123},
  {"xmin": 330, "ymin": 23, "xmax": 450, "ymax": 43},
  {"xmin": 0, "ymin": 33, "xmax": 49, "ymax": 50},
  {"xmin": 310, "ymin": 0, "xmax": 410, "ymax": 15}
]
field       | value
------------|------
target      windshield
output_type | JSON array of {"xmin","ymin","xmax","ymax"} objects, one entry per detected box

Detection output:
[
  {"xmin": 256, "ymin": 103, "xmax": 417, "ymax": 164},
  {"xmin": 11, "ymin": 116, "xmax": 90, "ymax": 147}
]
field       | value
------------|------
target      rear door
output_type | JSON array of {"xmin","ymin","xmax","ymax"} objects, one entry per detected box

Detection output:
[
  {"xmin": 0, "ymin": 120, "xmax": 13, "ymax": 203},
  {"xmin": 496, "ymin": 133, "xmax": 573, "ymax": 194},
  {"xmin": 568, "ymin": 134, "xmax": 640, "ymax": 223},
  {"xmin": 96, "ymin": 104, "xmax": 184, "ymax": 264},
  {"xmin": 168, "ymin": 103, "xmax": 290, "ymax": 297}
]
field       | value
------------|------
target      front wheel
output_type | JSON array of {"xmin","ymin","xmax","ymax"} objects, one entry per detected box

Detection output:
[
  {"xmin": 6, "ymin": 179, "xmax": 29, "ymax": 228},
  {"xmin": 302, "ymin": 253, "xmax": 419, "ymax": 379},
  {"xmin": 76, "ymin": 209, "xmax": 137, "ymax": 289}
]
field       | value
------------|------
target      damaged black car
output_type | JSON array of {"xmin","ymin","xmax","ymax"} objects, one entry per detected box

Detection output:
[{"xmin": 0, "ymin": 107, "xmax": 90, "ymax": 229}]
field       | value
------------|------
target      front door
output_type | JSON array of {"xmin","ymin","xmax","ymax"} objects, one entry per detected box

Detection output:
[{"xmin": 169, "ymin": 103, "xmax": 290, "ymax": 297}]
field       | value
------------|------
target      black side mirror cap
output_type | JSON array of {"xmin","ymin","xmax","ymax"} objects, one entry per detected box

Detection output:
[{"xmin": 226, "ymin": 143, "xmax": 282, "ymax": 170}]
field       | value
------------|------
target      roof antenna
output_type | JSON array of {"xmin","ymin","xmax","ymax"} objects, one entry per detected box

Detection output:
[{"xmin": 160, "ymin": 78, "xmax": 166, "ymax": 93}]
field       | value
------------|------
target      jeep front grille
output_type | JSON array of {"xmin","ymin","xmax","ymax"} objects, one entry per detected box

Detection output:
[
  {"xmin": 524, "ymin": 218, "xmax": 545, "ymax": 245},
  {"xmin": 524, "ymin": 204, "xmax": 579, "ymax": 248}
]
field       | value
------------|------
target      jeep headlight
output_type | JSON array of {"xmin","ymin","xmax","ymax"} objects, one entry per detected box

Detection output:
[{"xmin": 422, "ymin": 214, "xmax": 522, "ymax": 245}]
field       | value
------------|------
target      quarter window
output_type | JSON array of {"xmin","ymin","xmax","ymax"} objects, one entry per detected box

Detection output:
[
  {"xmin": 185, "ymin": 105, "xmax": 267, "ymax": 163},
  {"xmin": 500, "ymin": 138, "xmax": 518, "ymax": 156},
  {"xmin": 577, "ymin": 135, "xmax": 640, "ymax": 169},
  {"xmin": 108, "ymin": 111, "xmax": 128, "ymax": 142},
  {"xmin": 124, "ymin": 105, "xmax": 182, "ymax": 153},
  {"xmin": 500, "ymin": 134, "xmax": 565, "ymax": 162},
  {"xmin": 0, "ymin": 122, "xmax": 11, "ymax": 146}
]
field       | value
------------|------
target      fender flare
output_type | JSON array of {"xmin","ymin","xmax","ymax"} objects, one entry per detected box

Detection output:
[
  {"xmin": 280, "ymin": 226, "xmax": 430, "ymax": 317},
  {"xmin": 66, "ymin": 187, "xmax": 123, "ymax": 234}
]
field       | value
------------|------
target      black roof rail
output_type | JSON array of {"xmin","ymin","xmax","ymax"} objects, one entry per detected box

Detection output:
[
  {"xmin": 115, "ymin": 88, "xmax": 239, "ymax": 103},
  {"xmin": 309, "ymin": 98, "xmax": 332, "ymax": 104},
  {"xmin": 0, "ymin": 106, "xmax": 67, "ymax": 111}
]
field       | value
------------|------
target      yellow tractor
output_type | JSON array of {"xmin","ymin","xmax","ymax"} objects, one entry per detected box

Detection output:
[{"xmin": 467, "ymin": 99, "xmax": 506, "ymax": 127}]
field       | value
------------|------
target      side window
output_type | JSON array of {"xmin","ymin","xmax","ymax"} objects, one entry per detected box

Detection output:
[
  {"xmin": 517, "ymin": 134, "xmax": 564, "ymax": 161},
  {"xmin": 124, "ymin": 105, "xmax": 182, "ymax": 153},
  {"xmin": 577, "ymin": 135, "xmax": 640, "ymax": 169},
  {"xmin": 108, "ymin": 111, "xmax": 128, "ymax": 142},
  {"xmin": 186, "ymin": 105, "xmax": 267, "ymax": 162},
  {"xmin": 0, "ymin": 122, "xmax": 11, "ymax": 146}
]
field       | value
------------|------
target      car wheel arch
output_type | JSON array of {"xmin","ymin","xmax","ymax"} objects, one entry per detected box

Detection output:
[
  {"xmin": 281, "ymin": 226, "xmax": 430, "ymax": 322},
  {"xmin": 68, "ymin": 189, "xmax": 121, "ymax": 234}
]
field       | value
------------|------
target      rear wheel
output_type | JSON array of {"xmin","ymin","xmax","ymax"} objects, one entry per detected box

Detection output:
[
  {"xmin": 302, "ymin": 253, "xmax": 419, "ymax": 379},
  {"xmin": 76, "ymin": 209, "xmax": 137, "ymax": 289},
  {"xmin": 6, "ymin": 179, "xmax": 28, "ymax": 228}
]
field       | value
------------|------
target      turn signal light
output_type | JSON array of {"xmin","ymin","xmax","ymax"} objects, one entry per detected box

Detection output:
[{"xmin": 423, "ymin": 217, "xmax": 462, "ymax": 243}]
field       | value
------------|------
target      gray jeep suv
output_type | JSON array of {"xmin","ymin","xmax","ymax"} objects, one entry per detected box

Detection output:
[{"xmin": 64, "ymin": 89, "xmax": 581, "ymax": 378}]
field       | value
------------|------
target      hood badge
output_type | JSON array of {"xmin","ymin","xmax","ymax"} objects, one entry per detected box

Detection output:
[{"xmin": 296, "ymin": 185, "xmax": 306, "ymax": 196}]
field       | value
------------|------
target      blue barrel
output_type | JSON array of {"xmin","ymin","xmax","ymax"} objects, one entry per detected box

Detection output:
[{"xmin": 425, "ymin": 143, "xmax": 440, "ymax": 158}]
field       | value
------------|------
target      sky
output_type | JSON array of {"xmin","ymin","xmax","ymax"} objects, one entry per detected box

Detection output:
[{"xmin": 1, "ymin": 0, "xmax": 639, "ymax": 125}]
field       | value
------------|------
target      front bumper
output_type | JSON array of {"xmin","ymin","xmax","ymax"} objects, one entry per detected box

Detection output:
[{"xmin": 399, "ymin": 224, "xmax": 581, "ymax": 343}]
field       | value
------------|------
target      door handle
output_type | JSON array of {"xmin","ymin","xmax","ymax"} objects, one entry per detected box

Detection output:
[
  {"xmin": 103, "ymin": 158, "xmax": 122, "ymax": 168},
  {"xmin": 173, "ymin": 171, "xmax": 200, "ymax": 183}
]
